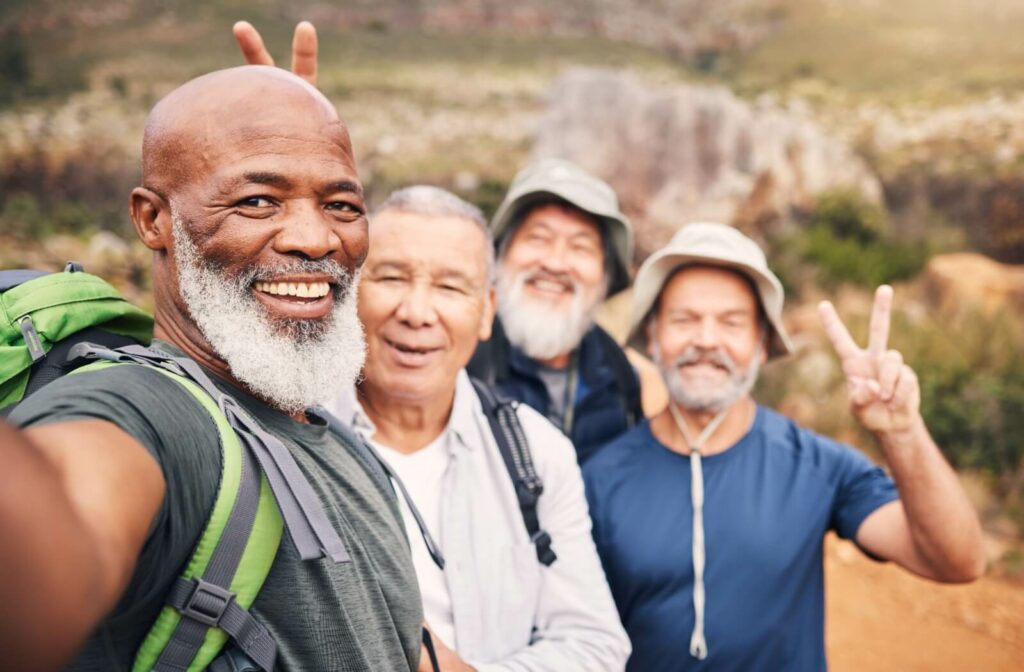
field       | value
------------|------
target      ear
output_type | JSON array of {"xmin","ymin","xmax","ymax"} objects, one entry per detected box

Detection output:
[
  {"xmin": 130, "ymin": 187, "xmax": 171, "ymax": 251},
  {"xmin": 478, "ymin": 285, "xmax": 497, "ymax": 341},
  {"xmin": 645, "ymin": 318, "xmax": 659, "ymax": 360}
]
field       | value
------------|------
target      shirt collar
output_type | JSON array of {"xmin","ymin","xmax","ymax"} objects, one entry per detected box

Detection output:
[{"xmin": 329, "ymin": 369, "xmax": 483, "ymax": 452}]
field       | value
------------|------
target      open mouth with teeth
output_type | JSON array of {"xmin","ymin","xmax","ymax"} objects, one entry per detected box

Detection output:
[
  {"xmin": 526, "ymin": 276, "xmax": 575, "ymax": 297},
  {"xmin": 254, "ymin": 281, "xmax": 332, "ymax": 300},
  {"xmin": 251, "ymin": 279, "xmax": 335, "ymax": 320},
  {"xmin": 680, "ymin": 361, "xmax": 732, "ymax": 377}
]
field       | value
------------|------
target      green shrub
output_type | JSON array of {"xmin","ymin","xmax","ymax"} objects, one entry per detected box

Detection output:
[
  {"xmin": 0, "ymin": 193, "xmax": 99, "ymax": 241},
  {"xmin": 810, "ymin": 188, "xmax": 885, "ymax": 244},
  {"xmin": 0, "ymin": 192, "xmax": 51, "ymax": 240},
  {"xmin": 890, "ymin": 308, "xmax": 1024, "ymax": 526},
  {"xmin": 794, "ymin": 189, "xmax": 930, "ymax": 288}
]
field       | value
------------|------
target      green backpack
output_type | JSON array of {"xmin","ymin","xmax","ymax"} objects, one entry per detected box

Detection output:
[{"xmin": 0, "ymin": 263, "xmax": 153, "ymax": 411}]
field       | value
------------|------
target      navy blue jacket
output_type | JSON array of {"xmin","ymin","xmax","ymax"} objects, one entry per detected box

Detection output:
[{"xmin": 468, "ymin": 318, "xmax": 641, "ymax": 464}]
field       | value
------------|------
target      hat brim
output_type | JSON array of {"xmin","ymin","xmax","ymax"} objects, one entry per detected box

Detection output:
[{"xmin": 631, "ymin": 252, "xmax": 795, "ymax": 360}]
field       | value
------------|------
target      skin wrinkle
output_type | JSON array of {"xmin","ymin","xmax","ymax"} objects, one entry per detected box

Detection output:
[{"xmin": 133, "ymin": 66, "xmax": 368, "ymax": 415}]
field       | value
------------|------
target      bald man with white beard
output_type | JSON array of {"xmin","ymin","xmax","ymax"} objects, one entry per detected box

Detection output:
[{"xmin": 0, "ymin": 66, "xmax": 422, "ymax": 671}]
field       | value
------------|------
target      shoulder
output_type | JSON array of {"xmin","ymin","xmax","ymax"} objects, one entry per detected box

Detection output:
[
  {"xmin": 581, "ymin": 421, "xmax": 656, "ymax": 490},
  {"xmin": 11, "ymin": 362, "xmax": 209, "ymax": 429},
  {"xmin": 513, "ymin": 399, "xmax": 579, "ymax": 473},
  {"xmin": 11, "ymin": 362, "xmax": 223, "ymax": 475},
  {"xmin": 754, "ymin": 406, "xmax": 880, "ymax": 476}
]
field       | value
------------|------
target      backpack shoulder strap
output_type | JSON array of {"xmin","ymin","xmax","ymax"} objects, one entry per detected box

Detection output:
[
  {"xmin": 68, "ymin": 355, "xmax": 282, "ymax": 672},
  {"xmin": 470, "ymin": 377, "xmax": 557, "ymax": 567},
  {"xmin": 308, "ymin": 405, "xmax": 446, "ymax": 571},
  {"xmin": 591, "ymin": 326, "xmax": 642, "ymax": 428}
]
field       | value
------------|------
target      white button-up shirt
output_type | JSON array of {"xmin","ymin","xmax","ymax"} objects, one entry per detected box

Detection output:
[{"xmin": 327, "ymin": 370, "xmax": 630, "ymax": 671}]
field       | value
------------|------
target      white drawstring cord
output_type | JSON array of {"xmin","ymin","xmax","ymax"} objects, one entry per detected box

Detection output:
[{"xmin": 669, "ymin": 402, "xmax": 730, "ymax": 661}]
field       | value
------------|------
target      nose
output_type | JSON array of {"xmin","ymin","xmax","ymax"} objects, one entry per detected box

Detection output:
[
  {"xmin": 395, "ymin": 280, "xmax": 438, "ymax": 328},
  {"xmin": 272, "ymin": 201, "xmax": 343, "ymax": 260},
  {"xmin": 539, "ymin": 239, "xmax": 571, "ymax": 275},
  {"xmin": 693, "ymin": 317, "xmax": 720, "ymax": 349}
]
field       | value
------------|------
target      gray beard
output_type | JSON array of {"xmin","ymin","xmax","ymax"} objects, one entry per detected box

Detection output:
[
  {"xmin": 171, "ymin": 216, "xmax": 366, "ymax": 413},
  {"xmin": 495, "ymin": 262, "xmax": 605, "ymax": 361},
  {"xmin": 654, "ymin": 342, "xmax": 762, "ymax": 414}
]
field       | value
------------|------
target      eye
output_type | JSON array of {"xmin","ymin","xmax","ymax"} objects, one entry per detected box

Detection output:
[
  {"xmin": 326, "ymin": 201, "xmax": 365, "ymax": 216},
  {"xmin": 236, "ymin": 196, "xmax": 275, "ymax": 209},
  {"xmin": 438, "ymin": 282, "xmax": 466, "ymax": 294}
]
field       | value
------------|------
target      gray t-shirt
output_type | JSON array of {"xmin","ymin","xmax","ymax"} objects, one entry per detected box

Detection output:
[
  {"xmin": 10, "ymin": 346, "xmax": 422, "ymax": 671},
  {"xmin": 536, "ymin": 365, "xmax": 570, "ymax": 430}
]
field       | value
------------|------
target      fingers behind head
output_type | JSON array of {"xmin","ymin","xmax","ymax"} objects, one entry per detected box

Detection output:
[
  {"xmin": 233, "ymin": 21, "xmax": 275, "ymax": 67},
  {"xmin": 291, "ymin": 21, "xmax": 319, "ymax": 86}
]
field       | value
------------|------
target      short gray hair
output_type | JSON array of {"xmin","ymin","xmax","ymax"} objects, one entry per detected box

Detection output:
[{"xmin": 373, "ymin": 185, "xmax": 495, "ymax": 283}]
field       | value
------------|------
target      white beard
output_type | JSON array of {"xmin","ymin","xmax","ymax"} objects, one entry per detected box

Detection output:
[
  {"xmin": 172, "ymin": 216, "xmax": 365, "ymax": 413},
  {"xmin": 653, "ymin": 341, "xmax": 762, "ymax": 414},
  {"xmin": 495, "ymin": 263, "xmax": 606, "ymax": 361}
]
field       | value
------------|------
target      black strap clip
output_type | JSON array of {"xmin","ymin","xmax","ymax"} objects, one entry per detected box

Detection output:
[{"xmin": 180, "ymin": 578, "xmax": 236, "ymax": 627}]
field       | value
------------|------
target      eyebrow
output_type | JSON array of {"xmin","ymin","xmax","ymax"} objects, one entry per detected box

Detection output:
[
  {"xmin": 323, "ymin": 181, "xmax": 363, "ymax": 197},
  {"xmin": 221, "ymin": 173, "xmax": 364, "ymax": 197},
  {"xmin": 241, "ymin": 172, "xmax": 293, "ymax": 188}
]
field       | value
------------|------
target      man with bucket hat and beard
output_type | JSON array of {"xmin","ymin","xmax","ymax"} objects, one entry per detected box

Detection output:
[
  {"xmin": 582, "ymin": 222, "xmax": 985, "ymax": 670},
  {"xmin": 468, "ymin": 159, "xmax": 647, "ymax": 464}
]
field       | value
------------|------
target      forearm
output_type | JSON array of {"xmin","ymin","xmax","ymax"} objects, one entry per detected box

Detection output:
[
  {"xmin": 0, "ymin": 421, "xmax": 124, "ymax": 669},
  {"xmin": 878, "ymin": 416, "xmax": 985, "ymax": 581}
]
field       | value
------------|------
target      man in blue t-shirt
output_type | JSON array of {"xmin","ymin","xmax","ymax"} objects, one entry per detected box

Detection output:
[{"xmin": 583, "ymin": 223, "xmax": 985, "ymax": 671}]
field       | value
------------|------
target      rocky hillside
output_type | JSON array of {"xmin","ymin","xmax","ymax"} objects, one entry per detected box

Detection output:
[{"xmin": 534, "ymin": 68, "xmax": 881, "ymax": 256}]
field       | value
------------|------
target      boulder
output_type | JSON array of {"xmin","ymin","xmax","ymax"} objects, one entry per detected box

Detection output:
[
  {"xmin": 922, "ymin": 252, "xmax": 1024, "ymax": 315},
  {"xmin": 533, "ymin": 69, "xmax": 882, "ymax": 257}
]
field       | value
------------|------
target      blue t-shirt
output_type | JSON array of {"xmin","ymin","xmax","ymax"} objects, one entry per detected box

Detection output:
[{"xmin": 582, "ymin": 406, "xmax": 899, "ymax": 672}]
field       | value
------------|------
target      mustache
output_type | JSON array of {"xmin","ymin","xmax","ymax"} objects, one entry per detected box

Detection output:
[
  {"xmin": 237, "ymin": 259, "xmax": 357, "ymax": 297},
  {"xmin": 674, "ymin": 347, "xmax": 739, "ymax": 376},
  {"xmin": 523, "ymin": 268, "xmax": 579, "ymax": 294}
]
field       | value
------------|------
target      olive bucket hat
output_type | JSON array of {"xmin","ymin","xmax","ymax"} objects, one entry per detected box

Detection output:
[
  {"xmin": 491, "ymin": 159, "xmax": 634, "ymax": 294},
  {"xmin": 631, "ymin": 222, "xmax": 795, "ymax": 359}
]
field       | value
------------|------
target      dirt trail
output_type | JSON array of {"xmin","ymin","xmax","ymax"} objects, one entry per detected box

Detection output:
[{"xmin": 826, "ymin": 536, "xmax": 1024, "ymax": 671}]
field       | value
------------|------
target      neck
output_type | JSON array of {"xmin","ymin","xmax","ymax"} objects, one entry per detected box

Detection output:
[
  {"xmin": 357, "ymin": 381, "xmax": 455, "ymax": 454},
  {"xmin": 536, "ymin": 350, "xmax": 572, "ymax": 369},
  {"xmin": 652, "ymin": 395, "xmax": 756, "ymax": 457},
  {"xmin": 153, "ymin": 318, "xmax": 312, "ymax": 423}
]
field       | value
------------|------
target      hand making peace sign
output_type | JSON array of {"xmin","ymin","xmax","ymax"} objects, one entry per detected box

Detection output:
[{"xmin": 818, "ymin": 286, "xmax": 921, "ymax": 438}]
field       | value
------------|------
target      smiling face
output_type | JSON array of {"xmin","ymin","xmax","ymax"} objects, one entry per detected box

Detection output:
[
  {"xmin": 495, "ymin": 203, "xmax": 609, "ymax": 361},
  {"xmin": 164, "ymin": 112, "xmax": 368, "ymax": 330},
  {"xmin": 134, "ymin": 67, "xmax": 370, "ymax": 411},
  {"xmin": 649, "ymin": 265, "xmax": 767, "ymax": 413},
  {"xmin": 357, "ymin": 209, "xmax": 495, "ymax": 404}
]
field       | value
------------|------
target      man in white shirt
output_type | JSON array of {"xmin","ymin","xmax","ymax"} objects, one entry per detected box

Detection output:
[{"xmin": 325, "ymin": 186, "xmax": 630, "ymax": 672}]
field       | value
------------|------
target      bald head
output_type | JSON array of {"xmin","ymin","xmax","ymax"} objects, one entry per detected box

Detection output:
[{"xmin": 142, "ymin": 66, "xmax": 348, "ymax": 195}]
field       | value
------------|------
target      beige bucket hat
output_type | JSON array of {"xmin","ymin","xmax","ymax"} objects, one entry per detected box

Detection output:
[
  {"xmin": 491, "ymin": 159, "xmax": 634, "ymax": 294},
  {"xmin": 631, "ymin": 222, "xmax": 795, "ymax": 359}
]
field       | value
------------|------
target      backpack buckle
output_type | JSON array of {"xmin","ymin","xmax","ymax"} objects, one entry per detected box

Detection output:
[
  {"xmin": 180, "ymin": 578, "xmax": 236, "ymax": 627},
  {"xmin": 530, "ymin": 530, "xmax": 557, "ymax": 566}
]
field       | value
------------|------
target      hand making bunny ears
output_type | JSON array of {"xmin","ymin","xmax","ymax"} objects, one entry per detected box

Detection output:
[
  {"xmin": 818, "ymin": 285, "xmax": 922, "ymax": 438},
  {"xmin": 233, "ymin": 20, "xmax": 320, "ymax": 86}
]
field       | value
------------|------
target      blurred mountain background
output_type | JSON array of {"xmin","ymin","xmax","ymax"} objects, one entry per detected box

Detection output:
[{"xmin": 1, "ymin": 2, "xmax": 1022, "ymax": 666}]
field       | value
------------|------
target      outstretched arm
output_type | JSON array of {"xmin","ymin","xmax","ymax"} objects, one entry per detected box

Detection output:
[
  {"xmin": 0, "ymin": 419, "xmax": 164, "ymax": 669},
  {"xmin": 233, "ymin": 20, "xmax": 319, "ymax": 86},
  {"xmin": 819, "ymin": 286, "xmax": 985, "ymax": 583}
]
